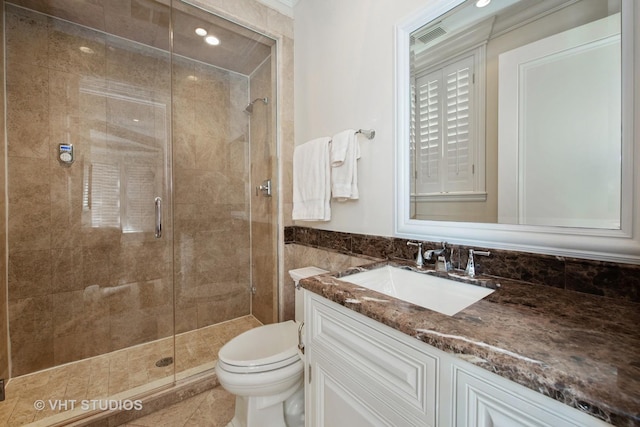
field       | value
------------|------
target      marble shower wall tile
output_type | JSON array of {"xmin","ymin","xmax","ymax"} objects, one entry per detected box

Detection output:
[
  {"xmin": 250, "ymin": 57, "xmax": 278, "ymax": 325},
  {"xmin": 171, "ymin": 52, "xmax": 253, "ymax": 334},
  {"xmin": 286, "ymin": 226, "xmax": 640, "ymax": 303}
]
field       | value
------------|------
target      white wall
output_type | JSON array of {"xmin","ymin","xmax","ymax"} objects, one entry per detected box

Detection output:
[{"xmin": 293, "ymin": 0, "xmax": 429, "ymax": 237}]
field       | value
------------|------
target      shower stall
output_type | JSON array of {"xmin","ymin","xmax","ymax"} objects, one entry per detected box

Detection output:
[{"xmin": 0, "ymin": 0, "xmax": 279, "ymax": 424}]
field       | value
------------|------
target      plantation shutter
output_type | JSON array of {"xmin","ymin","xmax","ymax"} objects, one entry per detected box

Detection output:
[
  {"xmin": 444, "ymin": 56, "xmax": 473, "ymax": 192},
  {"xmin": 412, "ymin": 54, "xmax": 475, "ymax": 195},
  {"xmin": 415, "ymin": 69, "xmax": 442, "ymax": 195}
]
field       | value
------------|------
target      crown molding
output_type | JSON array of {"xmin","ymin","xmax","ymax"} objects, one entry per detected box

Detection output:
[{"xmin": 256, "ymin": 0, "xmax": 300, "ymax": 17}]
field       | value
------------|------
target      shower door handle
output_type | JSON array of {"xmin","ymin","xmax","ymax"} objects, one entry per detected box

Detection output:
[
  {"xmin": 256, "ymin": 179, "xmax": 272, "ymax": 197},
  {"xmin": 155, "ymin": 197, "xmax": 162, "ymax": 238}
]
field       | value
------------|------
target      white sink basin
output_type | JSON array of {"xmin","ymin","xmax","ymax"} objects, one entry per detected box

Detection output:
[{"xmin": 339, "ymin": 266, "xmax": 495, "ymax": 316}]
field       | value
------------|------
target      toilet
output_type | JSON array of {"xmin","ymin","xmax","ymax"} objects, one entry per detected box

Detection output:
[{"xmin": 215, "ymin": 266, "xmax": 328, "ymax": 427}]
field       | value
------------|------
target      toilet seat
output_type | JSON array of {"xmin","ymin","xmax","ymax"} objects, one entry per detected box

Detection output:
[{"xmin": 218, "ymin": 321, "xmax": 300, "ymax": 374}]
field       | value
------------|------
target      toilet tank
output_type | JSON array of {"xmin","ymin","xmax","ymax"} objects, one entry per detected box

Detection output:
[{"xmin": 288, "ymin": 267, "xmax": 328, "ymax": 323}]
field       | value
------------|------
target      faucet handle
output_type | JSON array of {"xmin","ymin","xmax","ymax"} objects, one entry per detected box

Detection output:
[
  {"xmin": 465, "ymin": 249, "xmax": 490, "ymax": 278},
  {"xmin": 473, "ymin": 250, "xmax": 490, "ymax": 257},
  {"xmin": 407, "ymin": 241, "xmax": 424, "ymax": 267}
]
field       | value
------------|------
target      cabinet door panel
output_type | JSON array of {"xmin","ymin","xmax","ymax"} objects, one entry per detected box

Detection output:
[
  {"xmin": 454, "ymin": 366, "xmax": 610, "ymax": 427},
  {"xmin": 308, "ymin": 293, "xmax": 437, "ymax": 422},
  {"xmin": 309, "ymin": 352, "xmax": 413, "ymax": 427}
]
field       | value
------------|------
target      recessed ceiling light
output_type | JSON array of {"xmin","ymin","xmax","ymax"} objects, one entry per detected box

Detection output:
[
  {"xmin": 475, "ymin": 0, "xmax": 491, "ymax": 7},
  {"xmin": 195, "ymin": 27, "xmax": 207, "ymax": 37},
  {"xmin": 205, "ymin": 35, "xmax": 220, "ymax": 46},
  {"xmin": 79, "ymin": 46, "xmax": 94, "ymax": 54}
]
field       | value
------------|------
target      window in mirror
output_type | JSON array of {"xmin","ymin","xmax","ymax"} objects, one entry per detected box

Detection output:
[
  {"xmin": 410, "ymin": 15, "xmax": 491, "ymax": 214},
  {"xmin": 412, "ymin": 47, "xmax": 487, "ymax": 203}
]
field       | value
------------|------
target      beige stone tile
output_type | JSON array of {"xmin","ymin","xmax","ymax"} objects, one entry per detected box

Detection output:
[
  {"xmin": 52, "ymin": 290, "xmax": 85, "ymax": 337},
  {"xmin": 48, "ymin": 17, "xmax": 106, "ymax": 77},
  {"xmin": 105, "ymin": 38, "xmax": 170, "ymax": 92},
  {"xmin": 108, "ymin": 370, "xmax": 131, "ymax": 396},
  {"xmin": 5, "ymin": 397, "xmax": 38, "ymax": 426},
  {"xmin": 173, "ymin": 133, "xmax": 197, "ymax": 170},
  {"xmin": 0, "ymin": 397, "xmax": 18, "ymax": 426},
  {"xmin": 9, "ymin": 296, "xmax": 55, "ymax": 376},
  {"xmin": 6, "ymin": 62, "xmax": 49, "ymax": 159},
  {"xmin": 4, "ymin": 5, "xmax": 49, "ymax": 67},
  {"xmin": 196, "ymin": 289, "xmax": 250, "ymax": 328},
  {"xmin": 104, "ymin": 2, "xmax": 171, "ymax": 52},
  {"xmin": 183, "ymin": 387, "xmax": 235, "ymax": 427},
  {"xmin": 51, "ymin": 246, "xmax": 85, "ymax": 293},
  {"xmin": 8, "ymin": 249, "xmax": 51, "ymax": 301},
  {"xmin": 48, "ymin": 160, "xmax": 85, "ymax": 250},
  {"xmin": 82, "ymin": 245, "xmax": 113, "ymax": 288},
  {"xmin": 109, "ymin": 310, "xmax": 158, "ymax": 350},
  {"xmin": 174, "ymin": 303, "xmax": 198, "ymax": 335},
  {"xmin": 42, "ymin": 0, "xmax": 107, "ymax": 33},
  {"xmin": 123, "ymin": 391, "xmax": 207, "ymax": 427},
  {"xmin": 87, "ymin": 358, "xmax": 111, "ymax": 398},
  {"xmin": 7, "ymin": 157, "xmax": 51, "ymax": 252}
]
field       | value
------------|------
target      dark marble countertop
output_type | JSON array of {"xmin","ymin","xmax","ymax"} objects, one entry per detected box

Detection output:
[{"xmin": 300, "ymin": 260, "xmax": 640, "ymax": 427}]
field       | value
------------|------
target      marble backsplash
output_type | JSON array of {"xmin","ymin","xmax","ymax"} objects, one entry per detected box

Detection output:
[
  {"xmin": 281, "ymin": 243, "xmax": 376, "ymax": 321},
  {"xmin": 285, "ymin": 226, "xmax": 640, "ymax": 303}
]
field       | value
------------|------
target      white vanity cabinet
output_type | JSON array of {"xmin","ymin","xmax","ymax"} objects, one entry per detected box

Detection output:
[
  {"xmin": 304, "ymin": 292, "xmax": 612, "ymax": 427},
  {"xmin": 305, "ymin": 292, "xmax": 438, "ymax": 426}
]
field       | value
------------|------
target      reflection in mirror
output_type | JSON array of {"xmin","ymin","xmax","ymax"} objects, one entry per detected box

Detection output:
[
  {"xmin": 396, "ymin": 0, "xmax": 638, "ymax": 263},
  {"xmin": 408, "ymin": 0, "xmax": 622, "ymax": 228}
]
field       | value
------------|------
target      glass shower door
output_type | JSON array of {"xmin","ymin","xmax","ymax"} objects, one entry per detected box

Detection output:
[
  {"xmin": 3, "ymin": 1, "xmax": 175, "ymax": 423},
  {"xmin": 170, "ymin": 1, "xmax": 277, "ymax": 378}
]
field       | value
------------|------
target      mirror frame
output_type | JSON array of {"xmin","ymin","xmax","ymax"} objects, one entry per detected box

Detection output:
[{"xmin": 394, "ymin": 0, "xmax": 640, "ymax": 264}]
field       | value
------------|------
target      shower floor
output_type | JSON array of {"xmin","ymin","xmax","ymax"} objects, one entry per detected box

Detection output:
[{"xmin": 0, "ymin": 315, "xmax": 262, "ymax": 426}]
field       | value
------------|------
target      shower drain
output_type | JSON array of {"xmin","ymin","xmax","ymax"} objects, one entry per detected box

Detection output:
[{"xmin": 155, "ymin": 356, "xmax": 174, "ymax": 367}]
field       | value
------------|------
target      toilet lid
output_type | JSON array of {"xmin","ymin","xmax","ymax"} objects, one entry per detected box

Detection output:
[{"xmin": 218, "ymin": 321, "xmax": 299, "ymax": 370}]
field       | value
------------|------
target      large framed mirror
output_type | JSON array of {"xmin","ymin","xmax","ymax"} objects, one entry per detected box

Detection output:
[{"xmin": 394, "ymin": 0, "xmax": 639, "ymax": 263}]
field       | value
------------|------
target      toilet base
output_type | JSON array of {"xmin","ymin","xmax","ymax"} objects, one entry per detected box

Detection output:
[{"xmin": 226, "ymin": 379, "xmax": 304, "ymax": 427}]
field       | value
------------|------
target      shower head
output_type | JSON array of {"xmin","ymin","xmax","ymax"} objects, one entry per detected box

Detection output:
[{"xmin": 244, "ymin": 97, "xmax": 268, "ymax": 114}]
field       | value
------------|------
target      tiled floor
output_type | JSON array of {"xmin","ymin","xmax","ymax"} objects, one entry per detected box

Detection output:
[
  {"xmin": 122, "ymin": 387, "xmax": 236, "ymax": 427},
  {"xmin": 0, "ymin": 316, "xmax": 261, "ymax": 426}
]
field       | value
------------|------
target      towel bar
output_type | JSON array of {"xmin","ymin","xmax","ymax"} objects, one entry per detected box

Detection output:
[{"xmin": 356, "ymin": 129, "xmax": 375, "ymax": 139}]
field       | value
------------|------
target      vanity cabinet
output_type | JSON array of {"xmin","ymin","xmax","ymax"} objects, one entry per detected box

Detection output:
[
  {"xmin": 304, "ymin": 292, "xmax": 611, "ymax": 427},
  {"xmin": 305, "ymin": 292, "xmax": 438, "ymax": 426}
]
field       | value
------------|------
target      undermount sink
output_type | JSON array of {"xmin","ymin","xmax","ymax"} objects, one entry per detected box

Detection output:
[{"xmin": 339, "ymin": 266, "xmax": 495, "ymax": 316}]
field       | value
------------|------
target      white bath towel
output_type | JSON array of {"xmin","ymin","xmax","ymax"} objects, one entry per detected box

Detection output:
[
  {"xmin": 330, "ymin": 129, "xmax": 360, "ymax": 201},
  {"xmin": 292, "ymin": 137, "xmax": 332, "ymax": 221}
]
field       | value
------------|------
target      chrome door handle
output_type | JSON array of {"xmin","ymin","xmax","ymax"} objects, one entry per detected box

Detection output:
[
  {"xmin": 256, "ymin": 179, "xmax": 272, "ymax": 197},
  {"xmin": 155, "ymin": 197, "xmax": 162, "ymax": 238}
]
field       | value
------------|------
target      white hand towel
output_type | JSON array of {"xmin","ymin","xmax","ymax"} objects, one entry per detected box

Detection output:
[
  {"xmin": 292, "ymin": 137, "xmax": 332, "ymax": 221},
  {"xmin": 330, "ymin": 129, "xmax": 360, "ymax": 201}
]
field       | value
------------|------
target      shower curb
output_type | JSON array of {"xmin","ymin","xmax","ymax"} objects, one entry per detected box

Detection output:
[{"xmin": 62, "ymin": 370, "xmax": 220, "ymax": 427}]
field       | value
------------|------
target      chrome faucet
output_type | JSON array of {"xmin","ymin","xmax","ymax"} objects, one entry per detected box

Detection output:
[
  {"xmin": 407, "ymin": 241, "xmax": 424, "ymax": 267},
  {"xmin": 465, "ymin": 249, "xmax": 490, "ymax": 278},
  {"xmin": 426, "ymin": 242, "xmax": 452, "ymax": 272},
  {"xmin": 425, "ymin": 247, "xmax": 445, "ymax": 261}
]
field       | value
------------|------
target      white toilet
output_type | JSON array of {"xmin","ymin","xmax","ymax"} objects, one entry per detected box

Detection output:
[{"xmin": 215, "ymin": 266, "xmax": 328, "ymax": 427}]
